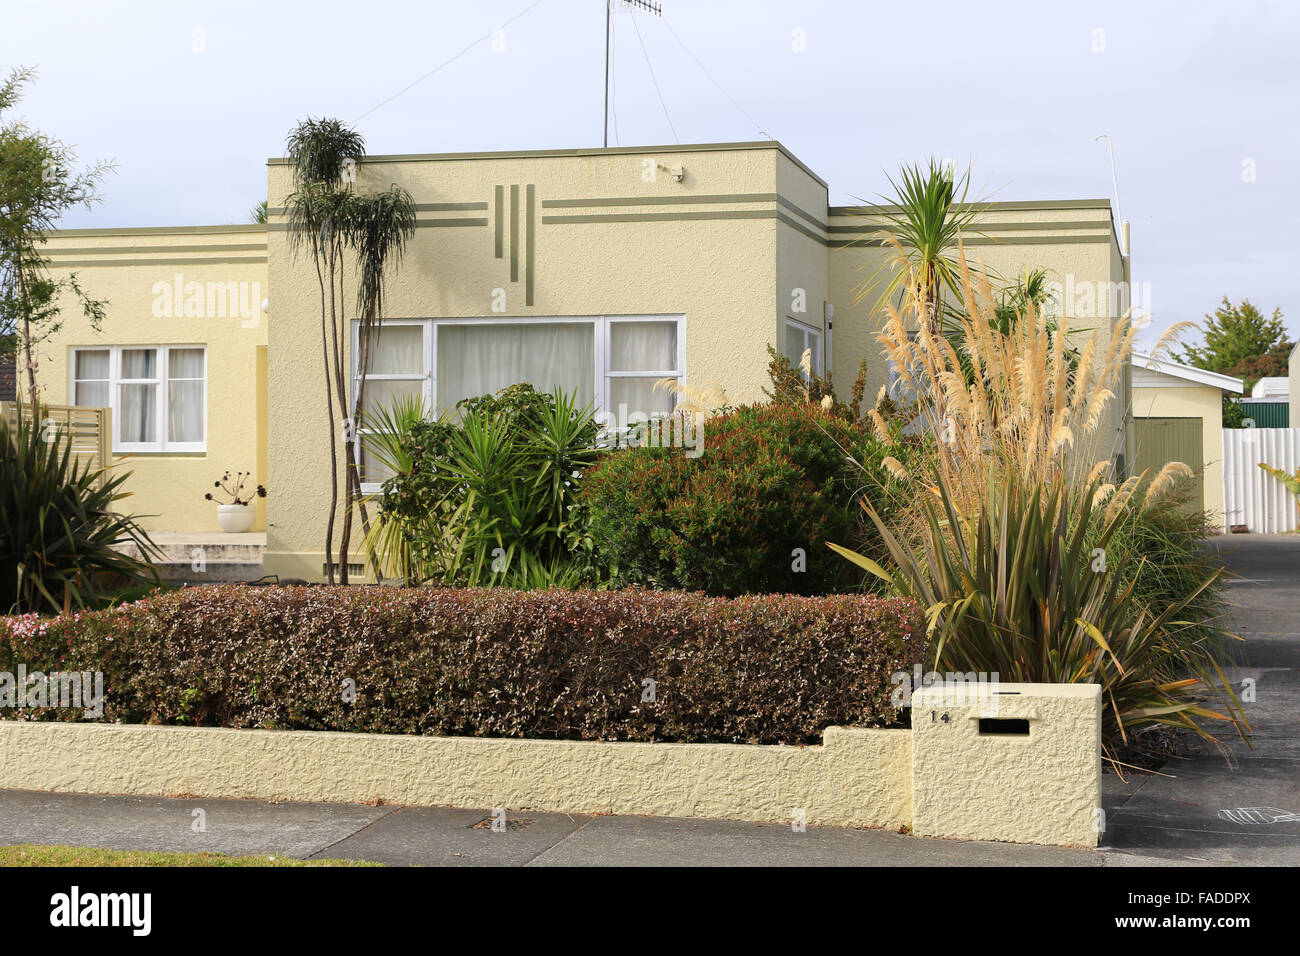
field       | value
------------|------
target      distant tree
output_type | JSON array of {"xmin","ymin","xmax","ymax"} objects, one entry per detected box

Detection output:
[
  {"xmin": 1178, "ymin": 297, "xmax": 1292, "ymax": 427},
  {"xmin": 0, "ymin": 67, "xmax": 112, "ymax": 407},
  {"xmin": 1226, "ymin": 340, "xmax": 1292, "ymax": 394},
  {"xmin": 1179, "ymin": 297, "xmax": 1290, "ymax": 381}
]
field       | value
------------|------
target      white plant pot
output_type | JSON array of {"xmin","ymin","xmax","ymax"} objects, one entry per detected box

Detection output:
[{"xmin": 216, "ymin": 503, "xmax": 255, "ymax": 533}]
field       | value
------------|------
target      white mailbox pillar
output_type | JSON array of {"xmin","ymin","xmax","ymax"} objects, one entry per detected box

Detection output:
[{"xmin": 911, "ymin": 681, "xmax": 1102, "ymax": 847}]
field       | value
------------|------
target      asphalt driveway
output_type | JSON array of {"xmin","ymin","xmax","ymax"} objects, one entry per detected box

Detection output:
[{"xmin": 1100, "ymin": 534, "xmax": 1300, "ymax": 864}]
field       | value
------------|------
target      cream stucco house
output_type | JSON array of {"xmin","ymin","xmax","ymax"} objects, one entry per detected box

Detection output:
[{"xmin": 31, "ymin": 140, "xmax": 1133, "ymax": 580}]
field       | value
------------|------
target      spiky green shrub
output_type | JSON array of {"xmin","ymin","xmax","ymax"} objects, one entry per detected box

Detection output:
[
  {"xmin": 0, "ymin": 407, "xmax": 158, "ymax": 613},
  {"xmin": 380, "ymin": 384, "xmax": 601, "ymax": 586},
  {"xmin": 0, "ymin": 586, "xmax": 924, "ymax": 744}
]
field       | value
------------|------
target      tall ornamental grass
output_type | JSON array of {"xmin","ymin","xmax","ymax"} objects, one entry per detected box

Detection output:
[{"xmin": 832, "ymin": 254, "xmax": 1248, "ymax": 760}]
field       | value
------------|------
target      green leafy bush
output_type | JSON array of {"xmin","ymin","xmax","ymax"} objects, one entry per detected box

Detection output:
[
  {"xmin": 0, "ymin": 407, "xmax": 157, "ymax": 613},
  {"xmin": 380, "ymin": 385, "xmax": 601, "ymax": 586},
  {"xmin": 0, "ymin": 586, "xmax": 924, "ymax": 744},
  {"xmin": 581, "ymin": 403, "xmax": 900, "ymax": 595}
]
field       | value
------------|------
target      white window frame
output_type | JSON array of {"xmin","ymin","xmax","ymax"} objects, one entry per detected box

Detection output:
[
  {"xmin": 784, "ymin": 317, "xmax": 823, "ymax": 376},
  {"xmin": 351, "ymin": 320, "xmax": 434, "ymax": 493},
  {"xmin": 68, "ymin": 345, "xmax": 208, "ymax": 453},
  {"xmin": 352, "ymin": 315, "xmax": 686, "ymax": 493}
]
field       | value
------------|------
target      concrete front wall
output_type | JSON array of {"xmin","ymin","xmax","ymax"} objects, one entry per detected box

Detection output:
[
  {"xmin": 0, "ymin": 721, "xmax": 913, "ymax": 831},
  {"xmin": 32, "ymin": 227, "xmax": 269, "ymax": 531},
  {"xmin": 1132, "ymin": 381, "xmax": 1227, "ymax": 526},
  {"xmin": 0, "ymin": 683, "xmax": 1101, "ymax": 847},
  {"xmin": 264, "ymin": 144, "xmax": 803, "ymax": 579},
  {"xmin": 825, "ymin": 203, "xmax": 1131, "ymax": 466}
]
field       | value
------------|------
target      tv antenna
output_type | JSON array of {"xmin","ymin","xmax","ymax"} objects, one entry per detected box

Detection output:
[
  {"xmin": 1095, "ymin": 134, "xmax": 1123, "ymax": 230},
  {"xmin": 606, "ymin": 0, "xmax": 663, "ymax": 147}
]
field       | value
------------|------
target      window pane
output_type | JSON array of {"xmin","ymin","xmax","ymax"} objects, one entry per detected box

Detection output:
[
  {"xmin": 169, "ymin": 348, "xmax": 204, "ymax": 379},
  {"xmin": 364, "ymin": 325, "xmax": 424, "ymax": 376},
  {"xmin": 609, "ymin": 321, "xmax": 677, "ymax": 372},
  {"xmin": 120, "ymin": 383, "xmax": 156, "ymax": 443},
  {"xmin": 609, "ymin": 377, "xmax": 676, "ymax": 423},
  {"xmin": 75, "ymin": 381, "xmax": 110, "ymax": 408},
  {"xmin": 168, "ymin": 380, "xmax": 204, "ymax": 443},
  {"xmin": 362, "ymin": 379, "xmax": 424, "ymax": 418},
  {"xmin": 437, "ymin": 323, "xmax": 594, "ymax": 415},
  {"xmin": 785, "ymin": 324, "xmax": 806, "ymax": 365},
  {"xmin": 120, "ymin": 348, "xmax": 157, "ymax": 380},
  {"xmin": 75, "ymin": 350, "xmax": 109, "ymax": 381},
  {"xmin": 361, "ymin": 440, "xmax": 399, "ymax": 485}
]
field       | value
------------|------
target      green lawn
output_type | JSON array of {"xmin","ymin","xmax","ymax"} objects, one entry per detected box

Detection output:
[{"xmin": 0, "ymin": 844, "xmax": 380, "ymax": 867}]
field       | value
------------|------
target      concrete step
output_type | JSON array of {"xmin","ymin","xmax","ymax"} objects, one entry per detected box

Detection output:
[{"xmin": 115, "ymin": 532, "xmax": 266, "ymax": 584}]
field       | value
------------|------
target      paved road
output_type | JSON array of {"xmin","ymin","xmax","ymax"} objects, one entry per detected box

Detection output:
[{"xmin": 0, "ymin": 536, "xmax": 1294, "ymax": 866}]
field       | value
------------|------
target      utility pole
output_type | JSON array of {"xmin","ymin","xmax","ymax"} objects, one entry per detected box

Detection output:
[{"xmin": 605, "ymin": 0, "xmax": 663, "ymax": 147}]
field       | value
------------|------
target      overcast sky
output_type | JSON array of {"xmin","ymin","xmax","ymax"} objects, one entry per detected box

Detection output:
[{"xmin": 5, "ymin": 0, "xmax": 1298, "ymax": 349}]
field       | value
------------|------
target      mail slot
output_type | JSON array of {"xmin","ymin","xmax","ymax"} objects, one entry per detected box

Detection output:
[{"xmin": 978, "ymin": 718, "xmax": 1030, "ymax": 736}]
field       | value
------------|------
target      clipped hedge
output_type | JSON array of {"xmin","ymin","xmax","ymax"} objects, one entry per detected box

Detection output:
[{"xmin": 0, "ymin": 586, "xmax": 923, "ymax": 745}]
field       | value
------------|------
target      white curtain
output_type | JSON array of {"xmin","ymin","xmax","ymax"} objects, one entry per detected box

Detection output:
[
  {"xmin": 609, "ymin": 378, "xmax": 675, "ymax": 418},
  {"xmin": 74, "ymin": 350, "xmax": 109, "ymax": 407},
  {"xmin": 167, "ymin": 348, "xmax": 204, "ymax": 443},
  {"xmin": 365, "ymin": 325, "xmax": 423, "ymax": 375},
  {"xmin": 610, "ymin": 321, "xmax": 676, "ymax": 372},
  {"xmin": 119, "ymin": 349, "xmax": 156, "ymax": 443},
  {"xmin": 437, "ymin": 323, "xmax": 594, "ymax": 415},
  {"xmin": 608, "ymin": 321, "xmax": 678, "ymax": 422}
]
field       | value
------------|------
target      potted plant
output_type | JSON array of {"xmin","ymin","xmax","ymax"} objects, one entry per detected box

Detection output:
[{"xmin": 205, "ymin": 471, "xmax": 267, "ymax": 533}]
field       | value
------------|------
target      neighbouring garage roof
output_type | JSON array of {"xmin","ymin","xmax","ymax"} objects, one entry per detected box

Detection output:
[{"xmin": 1131, "ymin": 353, "xmax": 1244, "ymax": 393}]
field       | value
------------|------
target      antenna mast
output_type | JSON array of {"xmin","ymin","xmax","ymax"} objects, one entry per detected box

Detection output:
[{"xmin": 605, "ymin": 0, "xmax": 663, "ymax": 147}]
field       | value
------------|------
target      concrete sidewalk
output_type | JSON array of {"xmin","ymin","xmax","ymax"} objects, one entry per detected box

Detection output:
[{"xmin": 0, "ymin": 788, "xmax": 1129, "ymax": 867}]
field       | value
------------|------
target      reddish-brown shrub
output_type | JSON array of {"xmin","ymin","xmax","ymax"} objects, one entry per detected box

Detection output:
[{"xmin": 0, "ymin": 586, "xmax": 924, "ymax": 744}]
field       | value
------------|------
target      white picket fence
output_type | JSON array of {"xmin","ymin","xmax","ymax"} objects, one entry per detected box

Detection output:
[{"xmin": 1223, "ymin": 427, "xmax": 1300, "ymax": 533}]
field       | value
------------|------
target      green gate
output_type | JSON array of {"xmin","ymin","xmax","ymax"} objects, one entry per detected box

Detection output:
[{"xmin": 1132, "ymin": 417, "xmax": 1204, "ymax": 512}]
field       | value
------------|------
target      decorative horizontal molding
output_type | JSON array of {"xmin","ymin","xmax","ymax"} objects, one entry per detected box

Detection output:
[
  {"xmin": 542, "ymin": 208, "xmax": 1112, "ymax": 249},
  {"xmin": 830, "ymin": 199, "xmax": 1113, "ymax": 215},
  {"xmin": 265, "ymin": 201, "xmax": 487, "ymax": 217},
  {"xmin": 45, "ymin": 243, "xmax": 268, "ymax": 257},
  {"xmin": 827, "ymin": 234, "xmax": 1111, "ymax": 249},
  {"xmin": 45, "ymin": 224, "xmax": 267, "ymax": 238},
  {"xmin": 542, "ymin": 209, "xmax": 775, "ymax": 226},
  {"xmin": 542, "ymin": 192, "xmax": 780, "ymax": 208},
  {"xmin": 267, "ymin": 219, "xmax": 486, "ymax": 232},
  {"xmin": 827, "ymin": 220, "xmax": 1110, "ymax": 235},
  {"xmin": 46, "ymin": 256, "xmax": 269, "ymax": 267}
]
